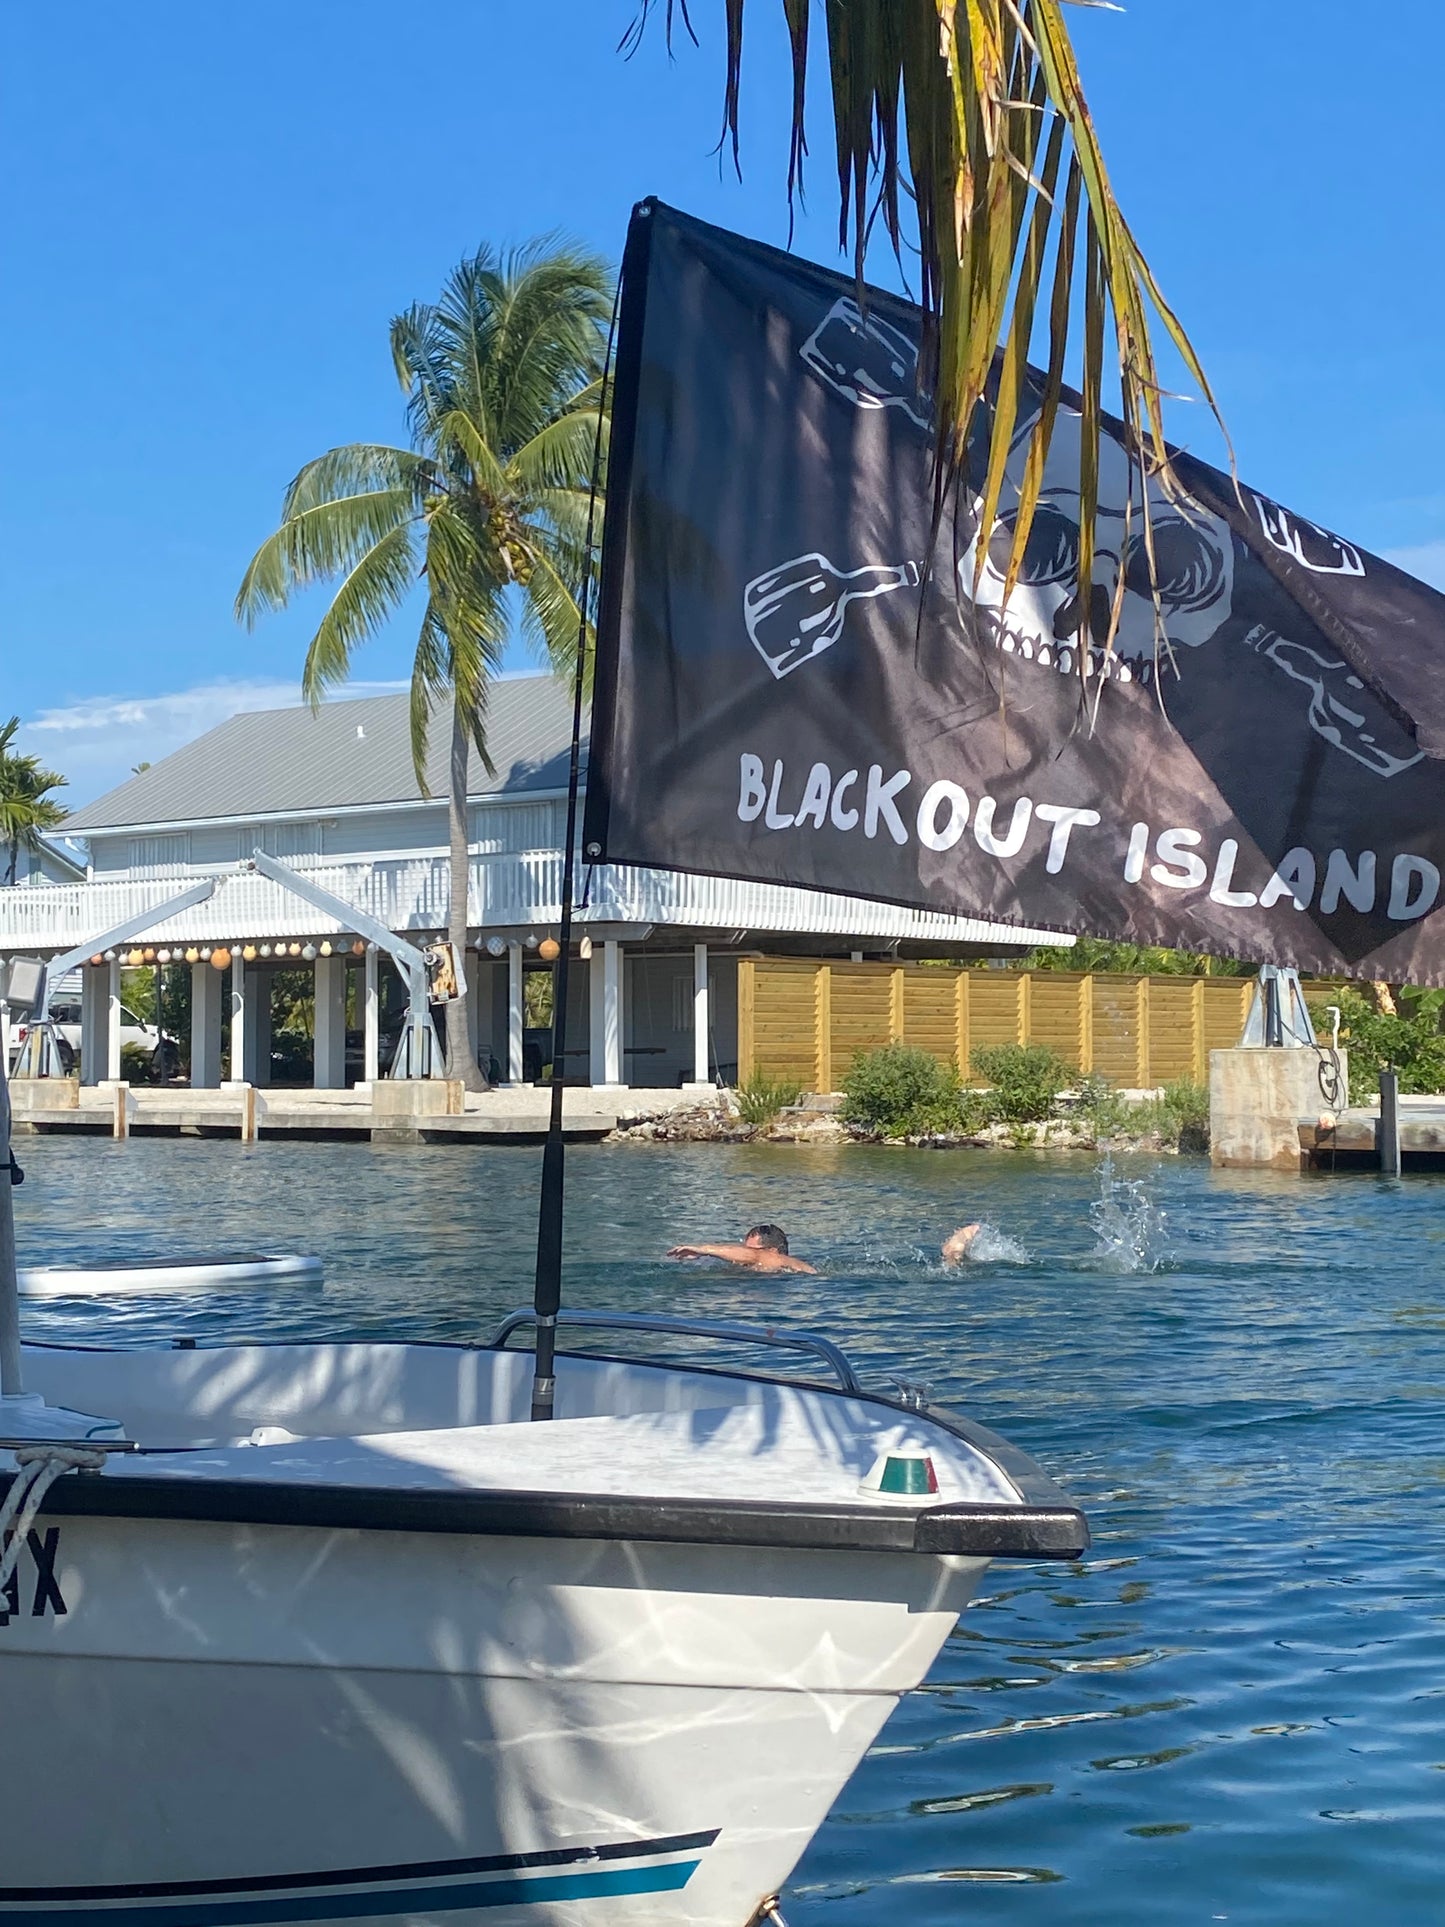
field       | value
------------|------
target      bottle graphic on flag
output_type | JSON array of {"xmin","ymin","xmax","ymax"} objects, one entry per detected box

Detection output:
[{"xmin": 744, "ymin": 553, "xmax": 922, "ymax": 678}]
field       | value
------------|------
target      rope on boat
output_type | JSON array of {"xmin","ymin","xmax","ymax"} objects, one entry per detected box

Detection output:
[{"xmin": 0, "ymin": 1444, "xmax": 105, "ymax": 1589}]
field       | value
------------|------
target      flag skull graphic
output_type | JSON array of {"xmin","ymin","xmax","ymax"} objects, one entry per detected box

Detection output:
[{"xmin": 957, "ymin": 403, "xmax": 1237, "ymax": 673}]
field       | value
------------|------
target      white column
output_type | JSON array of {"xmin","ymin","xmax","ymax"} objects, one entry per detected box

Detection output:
[
  {"xmin": 363, "ymin": 946, "xmax": 380, "ymax": 1083},
  {"xmin": 80, "ymin": 965, "xmax": 107, "ymax": 1085},
  {"xmin": 190, "ymin": 961, "xmax": 222, "ymax": 1088},
  {"xmin": 692, "ymin": 943, "xmax": 710, "ymax": 1084},
  {"xmin": 602, "ymin": 939, "xmax": 623, "ymax": 1087},
  {"xmin": 106, "ymin": 956, "xmax": 122, "ymax": 1080},
  {"xmin": 507, "ymin": 942, "xmax": 524, "ymax": 1083},
  {"xmin": 314, "ymin": 954, "xmax": 346, "ymax": 1089},
  {"xmin": 229, "ymin": 955, "xmax": 247, "ymax": 1082}
]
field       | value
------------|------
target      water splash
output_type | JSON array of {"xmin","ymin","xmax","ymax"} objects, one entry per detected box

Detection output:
[
  {"xmin": 1088, "ymin": 1156, "xmax": 1171, "ymax": 1272},
  {"xmin": 967, "ymin": 1223, "xmax": 1031, "ymax": 1265}
]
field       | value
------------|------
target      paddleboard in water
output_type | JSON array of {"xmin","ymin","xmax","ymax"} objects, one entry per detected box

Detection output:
[{"xmin": 15, "ymin": 1254, "xmax": 324, "ymax": 1297}]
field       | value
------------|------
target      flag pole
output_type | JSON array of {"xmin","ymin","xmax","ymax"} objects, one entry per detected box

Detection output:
[{"xmin": 529, "ymin": 281, "xmax": 622, "ymax": 1423}]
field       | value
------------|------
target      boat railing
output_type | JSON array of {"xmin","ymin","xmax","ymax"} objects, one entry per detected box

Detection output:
[{"xmin": 487, "ymin": 1308, "xmax": 863, "ymax": 1396}]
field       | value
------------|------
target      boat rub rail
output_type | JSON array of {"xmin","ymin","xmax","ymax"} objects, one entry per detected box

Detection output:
[{"xmin": 0, "ymin": 1472, "xmax": 1086, "ymax": 1557}]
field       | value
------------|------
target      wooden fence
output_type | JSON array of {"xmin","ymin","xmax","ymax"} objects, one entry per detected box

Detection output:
[{"xmin": 737, "ymin": 959, "xmax": 1253, "ymax": 1093}]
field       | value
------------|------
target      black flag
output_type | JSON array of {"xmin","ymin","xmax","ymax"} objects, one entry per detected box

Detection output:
[{"xmin": 586, "ymin": 200, "xmax": 1445, "ymax": 984}]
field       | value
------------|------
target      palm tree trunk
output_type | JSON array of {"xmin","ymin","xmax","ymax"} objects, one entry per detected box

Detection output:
[{"xmin": 445, "ymin": 700, "xmax": 487, "ymax": 1091}]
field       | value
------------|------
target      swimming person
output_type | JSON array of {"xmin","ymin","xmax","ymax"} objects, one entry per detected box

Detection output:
[
  {"xmin": 667, "ymin": 1224, "xmax": 818, "ymax": 1275},
  {"xmin": 941, "ymin": 1224, "xmax": 983, "ymax": 1263}
]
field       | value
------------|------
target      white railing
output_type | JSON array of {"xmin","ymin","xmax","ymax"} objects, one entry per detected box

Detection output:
[{"xmin": 0, "ymin": 853, "xmax": 1067, "ymax": 951}]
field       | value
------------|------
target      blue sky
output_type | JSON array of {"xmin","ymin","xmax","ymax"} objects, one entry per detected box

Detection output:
[{"xmin": 5, "ymin": 0, "xmax": 1444, "ymax": 803}]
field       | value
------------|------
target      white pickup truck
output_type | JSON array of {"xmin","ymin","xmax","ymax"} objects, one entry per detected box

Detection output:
[{"xmin": 7, "ymin": 985, "xmax": 163, "ymax": 1073}]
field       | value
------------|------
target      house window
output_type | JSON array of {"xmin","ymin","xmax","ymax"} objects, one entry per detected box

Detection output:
[
  {"xmin": 236, "ymin": 822, "xmax": 323, "ymax": 861},
  {"xmin": 128, "ymin": 834, "xmax": 189, "ymax": 878}
]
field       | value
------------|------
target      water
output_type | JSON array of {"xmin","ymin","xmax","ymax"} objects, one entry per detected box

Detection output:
[{"xmin": 13, "ymin": 1139, "xmax": 1445, "ymax": 1923}]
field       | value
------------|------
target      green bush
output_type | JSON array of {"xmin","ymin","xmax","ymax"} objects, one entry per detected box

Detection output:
[
  {"xmin": 1307, "ymin": 985, "xmax": 1445, "ymax": 1105},
  {"xmin": 1159, "ymin": 1077, "xmax": 1210, "ymax": 1152},
  {"xmin": 1072, "ymin": 1071, "xmax": 1134, "ymax": 1142},
  {"xmin": 735, "ymin": 1072, "xmax": 805, "ymax": 1125},
  {"xmin": 970, "ymin": 1042, "xmax": 1072, "ymax": 1122},
  {"xmin": 842, "ymin": 1044, "xmax": 960, "ymax": 1138}
]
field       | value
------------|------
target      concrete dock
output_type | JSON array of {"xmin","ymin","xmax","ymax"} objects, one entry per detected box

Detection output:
[
  {"xmin": 5, "ymin": 1079, "xmax": 705, "ymax": 1144},
  {"xmin": 1300, "ymin": 1097, "xmax": 1445, "ymax": 1168}
]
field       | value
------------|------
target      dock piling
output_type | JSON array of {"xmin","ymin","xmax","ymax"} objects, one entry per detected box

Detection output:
[{"xmin": 1378, "ymin": 1069, "xmax": 1401, "ymax": 1177}]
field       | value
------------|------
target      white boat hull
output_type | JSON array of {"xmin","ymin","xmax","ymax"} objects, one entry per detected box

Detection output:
[
  {"xmin": 0, "ymin": 1513, "xmax": 981, "ymax": 1926},
  {"xmin": 2, "ymin": 1334, "xmax": 1084, "ymax": 1926},
  {"xmin": 16, "ymin": 1254, "xmax": 322, "ymax": 1297}
]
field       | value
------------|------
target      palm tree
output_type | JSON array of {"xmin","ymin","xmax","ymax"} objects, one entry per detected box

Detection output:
[
  {"xmin": 639, "ymin": 1, "xmax": 1222, "ymax": 673},
  {"xmin": 237, "ymin": 241, "xmax": 613, "ymax": 1088},
  {"xmin": 0, "ymin": 717, "xmax": 68, "ymax": 885}
]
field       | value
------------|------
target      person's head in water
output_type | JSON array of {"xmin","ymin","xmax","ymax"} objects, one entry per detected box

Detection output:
[{"xmin": 745, "ymin": 1224, "xmax": 790, "ymax": 1255}]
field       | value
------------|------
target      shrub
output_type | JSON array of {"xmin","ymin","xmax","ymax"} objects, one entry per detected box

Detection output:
[
  {"xmin": 119, "ymin": 1041, "xmax": 155, "ymax": 1084},
  {"xmin": 1072, "ymin": 1071, "xmax": 1133, "ymax": 1142},
  {"xmin": 1307, "ymin": 985, "xmax": 1445, "ymax": 1105},
  {"xmin": 970, "ymin": 1042, "xmax": 1071, "ymax": 1122},
  {"xmin": 1156, "ymin": 1078, "xmax": 1210, "ymax": 1152},
  {"xmin": 735, "ymin": 1072, "xmax": 805, "ymax": 1125},
  {"xmin": 842, "ymin": 1044, "xmax": 960, "ymax": 1138}
]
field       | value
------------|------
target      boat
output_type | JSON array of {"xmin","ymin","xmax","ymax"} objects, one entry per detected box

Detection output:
[
  {"xmin": 1, "ymin": 1316, "xmax": 1085, "ymax": 1927},
  {"xmin": 15, "ymin": 1253, "xmax": 324, "ymax": 1297}
]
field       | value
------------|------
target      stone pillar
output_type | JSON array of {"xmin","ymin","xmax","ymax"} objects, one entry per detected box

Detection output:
[
  {"xmin": 363, "ymin": 946, "xmax": 380, "ymax": 1083},
  {"xmin": 190, "ymin": 960, "xmax": 222, "ymax": 1088},
  {"xmin": 106, "ymin": 957, "xmax": 123, "ymax": 1081},
  {"xmin": 507, "ymin": 942, "xmax": 524, "ymax": 1083},
  {"xmin": 80, "ymin": 964, "xmax": 107, "ymax": 1085},
  {"xmin": 229, "ymin": 954, "xmax": 247, "ymax": 1083},
  {"xmin": 314, "ymin": 953, "xmax": 346, "ymax": 1089},
  {"xmin": 1209, "ymin": 1047, "xmax": 1349, "ymax": 1171},
  {"xmin": 692, "ymin": 943, "xmax": 710, "ymax": 1086}
]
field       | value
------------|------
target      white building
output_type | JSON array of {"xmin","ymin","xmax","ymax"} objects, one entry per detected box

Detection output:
[{"xmin": 0, "ymin": 676, "xmax": 1068, "ymax": 1089}]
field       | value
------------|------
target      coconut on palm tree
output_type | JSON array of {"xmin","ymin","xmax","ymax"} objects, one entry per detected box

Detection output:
[
  {"xmin": 237, "ymin": 241, "xmax": 613, "ymax": 1087},
  {"xmin": 0, "ymin": 717, "xmax": 68, "ymax": 885}
]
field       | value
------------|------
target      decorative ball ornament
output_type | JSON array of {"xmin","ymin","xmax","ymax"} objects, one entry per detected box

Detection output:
[
  {"xmin": 200, "ymin": 947, "xmax": 212, "ymax": 960},
  {"xmin": 142, "ymin": 947, "xmax": 156, "ymax": 963},
  {"xmin": 352, "ymin": 940, "xmax": 366, "ymax": 956},
  {"xmin": 288, "ymin": 942, "xmax": 302, "ymax": 958},
  {"xmin": 538, "ymin": 938, "xmax": 560, "ymax": 963},
  {"xmin": 301, "ymin": 943, "xmax": 317, "ymax": 962},
  {"xmin": 242, "ymin": 944, "xmax": 257, "ymax": 962},
  {"xmin": 524, "ymin": 932, "xmax": 540, "ymax": 950},
  {"xmin": 319, "ymin": 940, "xmax": 332, "ymax": 957},
  {"xmin": 211, "ymin": 947, "xmax": 231, "ymax": 971},
  {"xmin": 103, "ymin": 950, "xmax": 116, "ymax": 964},
  {"xmin": 485, "ymin": 935, "xmax": 506, "ymax": 958},
  {"xmin": 125, "ymin": 949, "xmax": 144, "ymax": 967},
  {"xmin": 90, "ymin": 954, "xmax": 105, "ymax": 968},
  {"xmin": 259, "ymin": 944, "xmax": 272, "ymax": 958},
  {"xmin": 578, "ymin": 936, "xmax": 593, "ymax": 961},
  {"xmin": 157, "ymin": 949, "xmax": 172, "ymax": 964}
]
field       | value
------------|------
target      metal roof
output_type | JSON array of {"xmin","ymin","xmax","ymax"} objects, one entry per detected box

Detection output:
[{"xmin": 65, "ymin": 677, "xmax": 579, "ymax": 832}]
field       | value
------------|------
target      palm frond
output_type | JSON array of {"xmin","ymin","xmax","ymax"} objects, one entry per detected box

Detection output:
[
  {"xmin": 508, "ymin": 405, "xmax": 608, "ymax": 495},
  {"xmin": 408, "ymin": 606, "xmax": 451, "ymax": 795},
  {"xmin": 282, "ymin": 443, "xmax": 434, "ymax": 518},
  {"xmin": 299, "ymin": 518, "xmax": 421, "ymax": 701},
  {"xmin": 236, "ymin": 487, "xmax": 420, "ymax": 625},
  {"xmin": 671, "ymin": 0, "xmax": 1227, "ymax": 686},
  {"xmin": 520, "ymin": 545, "xmax": 591, "ymax": 688}
]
